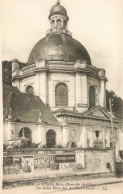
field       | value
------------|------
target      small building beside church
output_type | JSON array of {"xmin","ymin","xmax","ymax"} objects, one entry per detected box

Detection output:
[{"xmin": 3, "ymin": 1, "xmax": 122, "ymax": 179}]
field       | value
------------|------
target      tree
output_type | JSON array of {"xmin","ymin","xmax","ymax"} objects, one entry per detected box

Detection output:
[
  {"xmin": 106, "ymin": 90, "xmax": 123, "ymax": 119},
  {"xmin": 2, "ymin": 61, "xmax": 27, "ymax": 85},
  {"xmin": 2, "ymin": 61, "xmax": 12, "ymax": 85}
]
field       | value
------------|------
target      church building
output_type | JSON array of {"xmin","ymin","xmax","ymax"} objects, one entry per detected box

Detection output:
[{"xmin": 3, "ymin": 1, "xmax": 122, "ymax": 177}]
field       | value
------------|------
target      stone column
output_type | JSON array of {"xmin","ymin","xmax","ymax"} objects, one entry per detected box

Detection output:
[
  {"xmin": 105, "ymin": 128, "xmax": 110, "ymax": 147},
  {"xmin": 81, "ymin": 126, "xmax": 87, "ymax": 148},
  {"xmin": 75, "ymin": 72, "xmax": 82, "ymax": 105},
  {"xmin": 99, "ymin": 69, "xmax": 106, "ymax": 108},
  {"xmin": 37, "ymin": 124, "xmax": 42, "ymax": 143},
  {"xmin": 78, "ymin": 126, "xmax": 83, "ymax": 147},
  {"xmin": 90, "ymin": 130, "xmax": 93, "ymax": 147},
  {"xmin": 62, "ymin": 124, "xmax": 69, "ymax": 147},
  {"xmin": 6, "ymin": 122, "xmax": 15, "ymax": 141},
  {"xmin": 35, "ymin": 72, "xmax": 40, "ymax": 96},
  {"xmin": 61, "ymin": 18, "xmax": 64, "ymax": 28},
  {"xmin": 54, "ymin": 17, "xmax": 57, "ymax": 28},
  {"xmin": 99, "ymin": 80, "xmax": 106, "ymax": 108},
  {"xmin": 75, "ymin": 61, "xmax": 88, "ymax": 113},
  {"xmin": 37, "ymin": 124, "xmax": 46, "ymax": 145},
  {"xmin": 87, "ymin": 129, "xmax": 93, "ymax": 147},
  {"xmin": 103, "ymin": 128, "xmax": 106, "ymax": 147},
  {"xmin": 81, "ymin": 73, "xmax": 88, "ymax": 106},
  {"xmin": 39, "ymin": 71, "xmax": 48, "ymax": 104}
]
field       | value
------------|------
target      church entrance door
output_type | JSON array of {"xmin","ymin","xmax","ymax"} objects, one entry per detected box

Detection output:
[{"xmin": 46, "ymin": 129, "xmax": 56, "ymax": 148}]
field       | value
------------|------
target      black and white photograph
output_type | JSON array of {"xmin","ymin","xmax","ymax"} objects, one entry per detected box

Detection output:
[{"xmin": 1, "ymin": 0, "xmax": 123, "ymax": 193}]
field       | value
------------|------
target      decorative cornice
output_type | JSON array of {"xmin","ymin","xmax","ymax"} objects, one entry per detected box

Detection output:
[{"xmin": 12, "ymin": 60, "xmax": 108, "ymax": 82}]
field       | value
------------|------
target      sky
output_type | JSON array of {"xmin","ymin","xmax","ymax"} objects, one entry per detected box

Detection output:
[{"xmin": 2, "ymin": 0, "xmax": 123, "ymax": 98}]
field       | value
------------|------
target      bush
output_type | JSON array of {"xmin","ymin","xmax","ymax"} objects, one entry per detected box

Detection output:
[{"xmin": 54, "ymin": 144, "xmax": 62, "ymax": 148}]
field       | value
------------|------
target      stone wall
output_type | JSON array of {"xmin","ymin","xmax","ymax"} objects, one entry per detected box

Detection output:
[
  {"xmin": 3, "ymin": 148, "xmax": 113, "ymax": 180},
  {"xmin": 84, "ymin": 149, "xmax": 114, "ymax": 173}
]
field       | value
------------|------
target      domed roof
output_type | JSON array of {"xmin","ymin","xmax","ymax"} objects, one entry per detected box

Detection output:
[
  {"xmin": 28, "ymin": 34, "xmax": 92, "ymax": 65},
  {"xmin": 49, "ymin": 2, "xmax": 68, "ymax": 20}
]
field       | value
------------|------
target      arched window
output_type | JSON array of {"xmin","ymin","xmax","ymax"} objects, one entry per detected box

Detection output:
[
  {"xmin": 89, "ymin": 86, "xmax": 95, "ymax": 108},
  {"xmin": 19, "ymin": 127, "xmax": 32, "ymax": 140},
  {"xmin": 46, "ymin": 129, "xmax": 56, "ymax": 148},
  {"xmin": 55, "ymin": 83, "xmax": 68, "ymax": 106},
  {"xmin": 57, "ymin": 19, "xmax": 62, "ymax": 28},
  {"xmin": 26, "ymin": 85, "xmax": 34, "ymax": 94}
]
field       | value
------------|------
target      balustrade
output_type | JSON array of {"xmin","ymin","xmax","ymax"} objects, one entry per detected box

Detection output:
[
  {"xmin": 46, "ymin": 28, "xmax": 72, "ymax": 36},
  {"xmin": 48, "ymin": 62, "xmax": 74, "ymax": 70}
]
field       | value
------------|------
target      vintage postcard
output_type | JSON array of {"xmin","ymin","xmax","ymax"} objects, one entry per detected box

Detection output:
[{"xmin": 1, "ymin": 0, "xmax": 123, "ymax": 193}]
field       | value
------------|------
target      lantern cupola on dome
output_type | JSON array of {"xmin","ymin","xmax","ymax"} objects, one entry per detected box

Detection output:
[
  {"xmin": 48, "ymin": 0, "xmax": 69, "ymax": 35},
  {"xmin": 28, "ymin": 1, "xmax": 92, "ymax": 65}
]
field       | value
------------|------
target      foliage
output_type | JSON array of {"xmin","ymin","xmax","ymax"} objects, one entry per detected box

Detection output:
[
  {"xmin": 2, "ymin": 61, "xmax": 12, "ymax": 85},
  {"xmin": 38, "ymin": 142, "xmax": 46, "ymax": 148},
  {"xmin": 106, "ymin": 90, "xmax": 123, "ymax": 119},
  {"xmin": 54, "ymin": 144, "xmax": 62, "ymax": 148},
  {"xmin": 3, "ymin": 141, "xmax": 38, "ymax": 149},
  {"xmin": 3, "ymin": 141, "xmax": 63, "ymax": 150},
  {"xmin": 2, "ymin": 60, "xmax": 27, "ymax": 85}
]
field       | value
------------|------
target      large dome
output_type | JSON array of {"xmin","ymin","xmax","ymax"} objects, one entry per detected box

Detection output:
[{"xmin": 28, "ymin": 34, "xmax": 92, "ymax": 65}]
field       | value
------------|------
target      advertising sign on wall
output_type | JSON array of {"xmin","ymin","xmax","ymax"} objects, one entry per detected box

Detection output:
[
  {"xmin": 34, "ymin": 155, "xmax": 50, "ymax": 169},
  {"xmin": 13, "ymin": 156, "xmax": 22, "ymax": 167},
  {"xmin": 22, "ymin": 156, "xmax": 34, "ymax": 173},
  {"xmin": 3, "ymin": 157, "xmax": 13, "ymax": 166},
  {"xmin": 59, "ymin": 163, "xmax": 70, "ymax": 170},
  {"xmin": 55, "ymin": 154, "xmax": 75, "ymax": 163}
]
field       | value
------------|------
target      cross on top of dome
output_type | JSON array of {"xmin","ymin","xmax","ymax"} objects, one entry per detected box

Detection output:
[{"xmin": 57, "ymin": 0, "xmax": 60, "ymax": 4}]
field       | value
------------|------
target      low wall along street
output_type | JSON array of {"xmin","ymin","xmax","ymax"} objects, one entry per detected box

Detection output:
[{"xmin": 3, "ymin": 148, "xmax": 114, "ymax": 181}]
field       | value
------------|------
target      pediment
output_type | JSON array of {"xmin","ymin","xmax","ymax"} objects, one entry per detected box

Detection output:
[
  {"xmin": 91, "ymin": 110, "xmax": 106, "ymax": 118},
  {"xmin": 82, "ymin": 106, "xmax": 111, "ymax": 119}
]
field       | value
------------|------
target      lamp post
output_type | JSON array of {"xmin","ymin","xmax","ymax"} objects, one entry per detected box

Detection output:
[{"xmin": 109, "ymin": 98, "xmax": 116, "ymax": 176}]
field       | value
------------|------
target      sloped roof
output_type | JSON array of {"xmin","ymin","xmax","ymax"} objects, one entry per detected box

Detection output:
[{"xmin": 3, "ymin": 84, "xmax": 59, "ymax": 125}]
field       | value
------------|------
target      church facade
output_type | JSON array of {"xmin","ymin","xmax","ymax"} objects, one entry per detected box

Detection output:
[{"xmin": 3, "ymin": 1, "xmax": 122, "ymax": 177}]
